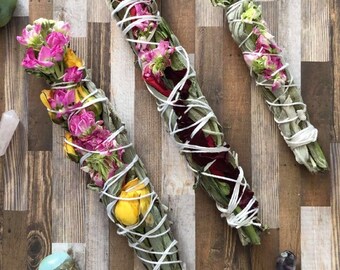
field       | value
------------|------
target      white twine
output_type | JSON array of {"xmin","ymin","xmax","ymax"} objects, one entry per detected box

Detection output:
[
  {"xmin": 227, "ymin": 0, "xmax": 318, "ymax": 152},
  {"xmin": 109, "ymin": 0, "xmax": 261, "ymax": 234}
]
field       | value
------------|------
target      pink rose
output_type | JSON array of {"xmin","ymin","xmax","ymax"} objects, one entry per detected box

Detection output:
[
  {"xmin": 46, "ymin": 31, "xmax": 69, "ymax": 49},
  {"xmin": 63, "ymin": 67, "xmax": 83, "ymax": 83},
  {"xmin": 69, "ymin": 110, "xmax": 96, "ymax": 137}
]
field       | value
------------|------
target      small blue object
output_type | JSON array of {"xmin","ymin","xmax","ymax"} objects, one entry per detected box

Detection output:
[{"xmin": 39, "ymin": 252, "xmax": 71, "ymax": 270}]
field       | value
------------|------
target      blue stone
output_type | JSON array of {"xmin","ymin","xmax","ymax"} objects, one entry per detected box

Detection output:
[{"xmin": 39, "ymin": 252, "xmax": 71, "ymax": 270}]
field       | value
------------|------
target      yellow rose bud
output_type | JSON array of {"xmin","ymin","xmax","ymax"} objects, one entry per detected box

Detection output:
[
  {"xmin": 114, "ymin": 191, "xmax": 140, "ymax": 226},
  {"xmin": 63, "ymin": 132, "xmax": 79, "ymax": 163},
  {"xmin": 64, "ymin": 48, "xmax": 83, "ymax": 68},
  {"xmin": 40, "ymin": 89, "xmax": 63, "ymax": 124},
  {"xmin": 114, "ymin": 178, "xmax": 151, "ymax": 226},
  {"xmin": 76, "ymin": 86, "xmax": 102, "ymax": 117}
]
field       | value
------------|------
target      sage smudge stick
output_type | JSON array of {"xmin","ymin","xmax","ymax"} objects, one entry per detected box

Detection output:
[
  {"xmin": 18, "ymin": 18, "xmax": 183, "ymax": 270},
  {"xmin": 210, "ymin": 0, "xmax": 328, "ymax": 173},
  {"xmin": 106, "ymin": 0, "xmax": 265, "ymax": 245}
]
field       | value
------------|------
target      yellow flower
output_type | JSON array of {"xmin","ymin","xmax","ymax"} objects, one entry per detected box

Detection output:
[
  {"xmin": 114, "ymin": 178, "xmax": 151, "ymax": 226},
  {"xmin": 75, "ymin": 86, "xmax": 102, "ymax": 117},
  {"xmin": 64, "ymin": 48, "xmax": 83, "ymax": 68},
  {"xmin": 63, "ymin": 132, "xmax": 79, "ymax": 163},
  {"xmin": 40, "ymin": 89, "xmax": 63, "ymax": 124}
]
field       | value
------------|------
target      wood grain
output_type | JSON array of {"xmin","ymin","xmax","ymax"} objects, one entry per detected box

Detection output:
[
  {"xmin": 279, "ymin": 135, "xmax": 302, "ymax": 269},
  {"xmin": 330, "ymin": 143, "xmax": 340, "ymax": 270},
  {"xmin": 251, "ymin": 80, "xmax": 280, "ymax": 228},
  {"xmin": 301, "ymin": 207, "xmax": 332, "ymax": 270},
  {"xmin": 278, "ymin": 0, "xmax": 302, "ymax": 86},
  {"xmin": 109, "ymin": 222, "xmax": 134, "ymax": 270},
  {"xmin": 3, "ymin": 17, "xmax": 29, "ymax": 211},
  {"xmin": 300, "ymin": 62, "xmax": 331, "ymax": 206},
  {"xmin": 109, "ymin": 22, "xmax": 135, "ymax": 269},
  {"xmin": 301, "ymin": 0, "xmax": 330, "ymax": 62},
  {"xmin": 85, "ymin": 190, "xmax": 109, "ymax": 270},
  {"xmin": 51, "ymin": 125, "xmax": 86, "ymax": 243},
  {"xmin": 29, "ymin": 0, "xmax": 53, "ymax": 23},
  {"xmin": 110, "ymin": 23, "xmax": 136, "ymax": 143},
  {"xmin": 162, "ymin": 0, "xmax": 195, "ymax": 54},
  {"xmin": 53, "ymin": 0, "xmax": 87, "ymax": 37},
  {"xmin": 251, "ymin": 1, "xmax": 280, "ymax": 230},
  {"xmin": 2, "ymin": 211, "xmax": 27, "ymax": 270},
  {"xmin": 195, "ymin": 25, "xmax": 237, "ymax": 270},
  {"xmin": 196, "ymin": 0, "xmax": 224, "ymax": 27},
  {"xmin": 87, "ymin": 22, "xmax": 111, "ymax": 97},
  {"xmin": 332, "ymin": 0, "xmax": 340, "ymax": 140},
  {"xmin": 27, "ymin": 151, "xmax": 52, "ymax": 269},
  {"xmin": 88, "ymin": 0, "xmax": 111, "ymax": 23},
  {"xmin": 134, "ymin": 68, "xmax": 163, "ymax": 195}
]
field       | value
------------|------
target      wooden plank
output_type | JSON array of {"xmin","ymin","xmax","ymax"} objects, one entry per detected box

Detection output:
[
  {"xmin": 134, "ymin": 67, "xmax": 163, "ymax": 195},
  {"xmin": 251, "ymin": 1, "xmax": 280, "ymax": 229},
  {"xmin": 53, "ymin": 0, "xmax": 87, "ymax": 37},
  {"xmin": 301, "ymin": 0, "xmax": 330, "ymax": 62},
  {"xmin": 330, "ymin": 143, "xmax": 340, "ymax": 270},
  {"xmin": 301, "ymin": 206, "xmax": 332, "ymax": 270},
  {"xmin": 88, "ymin": 0, "xmax": 111, "ymax": 23},
  {"xmin": 195, "ymin": 25, "xmax": 237, "ymax": 270},
  {"xmin": 110, "ymin": 23, "xmax": 136, "ymax": 142},
  {"xmin": 52, "ymin": 243, "xmax": 86, "ymax": 269},
  {"xmin": 161, "ymin": 127, "xmax": 196, "ymax": 269},
  {"xmin": 2, "ymin": 211, "xmax": 27, "ymax": 270},
  {"xmin": 27, "ymin": 151, "xmax": 52, "ymax": 269},
  {"xmin": 84, "ymin": 23, "xmax": 111, "ymax": 270},
  {"xmin": 87, "ymin": 22, "xmax": 111, "ymax": 97},
  {"xmin": 251, "ymin": 229, "xmax": 279, "ymax": 270},
  {"xmin": 300, "ymin": 62, "xmax": 331, "ymax": 206},
  {"xmin": 28, "ymin": 75, "xmax": 52, "ymax": 151},
  {"xmin": 160, "ymin": 6, "xmax": 196, "ymax": 264},
  {"xmin": 51, "ymin": 125, "xmax": 86, "ymax": 243},
  {"xmin": 162, "ymin": 0, "xmax": 195, "ymax": 54},
  {"xmin": 85, "ymin": 190, "xmax": 109, "ymax": 270},
  {"xmin": 195, "ymin": 188, "xmax": 226, "ymax": 270},
  {"xmin": 0, "ymin": 157, "xmax": 4, "ymax": 269},
  {"xmin": 109, "ymin": 22, "xmax": 135, "ymax": 270},
  {"xmin": 278, "ymin": 0, "xmax": 302, "ymax": 86},
  {"xmin": 331, "ymin": 0, "xmax": 340, "ymax": 140},
  {"xmin": 196, "ymin": 0, "xmax": 224, "ymax": 27},
  {"xmin": 13, "ymin": 0, "xmax": 29, "ymax": 17},
  {"xmin": 3, "ymin": 17, "xmax": 28, "ymax": 211},
  {"xmin": 251, "ymin": 80, "xmax": 280, "ymax": 228},
  {"xmin": 167, "ymin": 195, "xmax": 195, "ymax": 270},
  {"xmin": 28, "ymin": 0, "xmax": 54, "ymax": 152},
  {"xmin": 109, "ymin": 222, "xmax": 134, "ymax": 270},
  {"xmin": 222, "ymin": 19, "xmax": 252, "ymax": 181},
  {"xmin": 279, "ymin": 136, "xmax": 302, "ymax": 269},
  {"xmin": 29, "ymin": 0, "xmax": 53, "ymax": 23}
]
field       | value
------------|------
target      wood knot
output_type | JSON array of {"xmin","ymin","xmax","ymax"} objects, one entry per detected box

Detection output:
[{"xmin": 27, "ymin": 229, "xmax": 49, "ymax": 269}]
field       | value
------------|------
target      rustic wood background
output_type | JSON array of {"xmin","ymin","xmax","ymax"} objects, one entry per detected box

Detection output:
[{"xmin": 0, "ymin": 0, "xmax": 339, "ymax": 269}]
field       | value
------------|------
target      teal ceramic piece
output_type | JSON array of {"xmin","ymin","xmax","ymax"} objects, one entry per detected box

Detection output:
[{"xmin": 38, "ymin": 252, "xmax": 71, "ymax": 270}]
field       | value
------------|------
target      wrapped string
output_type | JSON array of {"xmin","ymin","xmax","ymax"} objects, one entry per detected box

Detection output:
[{"xmin": 109, "ymin": 0, "xmax": 261, "ymax": 229}]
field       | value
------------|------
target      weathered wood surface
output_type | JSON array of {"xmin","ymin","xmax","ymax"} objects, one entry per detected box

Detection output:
[{"xmin": 0, "ymin": 0, "xmax": 338, "ymax": 269}]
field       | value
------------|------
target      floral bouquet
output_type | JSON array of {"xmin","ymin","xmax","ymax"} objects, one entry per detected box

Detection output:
[
  {"xmin": 106, "ymin": 0, "xmax": 264, "ymax": 245},
  {"xmin": 210, "ymin": 0, "xmax": 328, "ymax": 173},
  {"xmin": 18, "ymin": 19, "xmax": 183, "ymax": 270}
]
